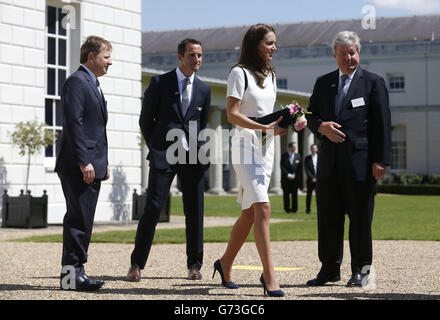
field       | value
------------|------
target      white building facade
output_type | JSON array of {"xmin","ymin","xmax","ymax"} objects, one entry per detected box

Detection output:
[
  {"xmin": 0, "ymin": 0, "xmax": 142, "ymax": 223},
  {"xmin": 142, "ymin": 15, "xmax": 440, "ymax": 176}
]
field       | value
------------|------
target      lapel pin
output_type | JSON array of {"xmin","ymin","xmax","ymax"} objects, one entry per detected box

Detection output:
[{"xmin": 331, "ymin": 84, "xmax": 337, "ymax": 87}]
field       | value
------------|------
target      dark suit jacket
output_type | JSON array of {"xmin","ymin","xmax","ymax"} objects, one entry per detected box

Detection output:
[
  {"xmin": 306, "ymin": 67, "xmax": 391, "ymax": 181},
  {"xmin": 55, "ymin": 66, "xmax": 108, "ymax": 179},
  {"xmin": 139, "ymin": 69, "xmax": 211, "ymax": 170},
  {"xmin": 280, "ymin": 152, "xmax": 302, "ymax": 189},
  {"xmin": 304, "ymin": 154, "xmax": 317, "ymax": 184}
]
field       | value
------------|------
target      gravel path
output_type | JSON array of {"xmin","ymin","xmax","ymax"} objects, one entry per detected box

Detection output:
[{"xmin": 0, "ymin": 238, "xmax": 439, "ymax": 300}]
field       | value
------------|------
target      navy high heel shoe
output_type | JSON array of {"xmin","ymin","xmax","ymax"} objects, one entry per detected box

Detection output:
[
  {"xmin": 213, "ymin": 259, "xmax": 239, "ymax": 289},
  {"xmin": 260, "ymin": 274, "xmax": 285, "ymax": 297}
]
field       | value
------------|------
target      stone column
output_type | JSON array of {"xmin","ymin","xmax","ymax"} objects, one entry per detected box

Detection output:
[
  {"xmin": 269, "ymin": 135, "xmax": 282, "ymax": 194},
  {"xmin": 228, "ymin": 124, "xmax": 239, "ymax": 194},
  {"xmin": 170, "ymin": 175, "xmax": 180, "ymax": 195},
  {"xmin": 229, "ymin": 165, "xmax": 239, "ymax": 194},
  {"xmin": 208, "ymin": 108, "xmax": 224, "ymax": 194},
  {"xmin": 288, "ymin": 129, "xmax": 298, "ymax": 147}
]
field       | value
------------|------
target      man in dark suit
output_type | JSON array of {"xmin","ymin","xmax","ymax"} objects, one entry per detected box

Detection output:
[
  {"xmin": 280, "ymin": 142, "xmax": 302, "ymax": 213},
  {"xmin": 127, "ymin": 38, "xmax": 211, "ymax": 282},
  {"xmin": 55, "ymin": 36, "xmax": 112, "ymax": 291},
  {"xmin": 306, "ymin": 31, "xmax": 391, "ymax": 287},
  {"xmin": 304, "ymin": 144, "xmax": 318, "ymax": 214}
]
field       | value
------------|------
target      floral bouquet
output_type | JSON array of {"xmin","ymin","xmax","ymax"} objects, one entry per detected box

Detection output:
[{"xmin": 250, "ymin": 100, "xmax": 309, "ymax": 144}]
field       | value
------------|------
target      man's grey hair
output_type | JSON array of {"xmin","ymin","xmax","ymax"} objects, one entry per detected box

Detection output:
[{"xmin": 332, "ymin": 31, "xmax": 361, "ymax": 54}]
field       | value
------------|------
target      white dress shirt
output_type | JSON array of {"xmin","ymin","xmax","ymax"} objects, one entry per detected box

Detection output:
[
  {"xmin": 288, "ymin": 152, "xmax": 296, "ymax": 179},
  {"xmin": 312, "ymin": 153, "xmax": 318, "ymax": 175},
  {"xmin": 176, "ymin": 66, "xmax": 195, "ymax": 105},
  {"xmin": 338, "ymin": 68, "xmax": 358, "ymax": 96}
]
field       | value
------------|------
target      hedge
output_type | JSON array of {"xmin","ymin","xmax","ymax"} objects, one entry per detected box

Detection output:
[{"xmin": 377, "ymin": 184, "xmax": 440, "ymax": 195}]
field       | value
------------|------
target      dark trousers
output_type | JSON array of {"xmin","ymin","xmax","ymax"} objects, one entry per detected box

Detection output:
[
  {"xmin": 316, "ymin": 171, "xmax": 376, "ymax": 274},
  {"xmin": 131, "ymin": 164, "xmax": 205, "ymax": 270},
  {"xmin": 58, "ymin": 173, "xmax": 101, "ymax": 276},
  {"xmin": 306, "ymin": 180, "xmax": 316, "ymax": 212},
  {"xmin": 282, "ymin": 183, "xmax": 298, "ymax": 213}
]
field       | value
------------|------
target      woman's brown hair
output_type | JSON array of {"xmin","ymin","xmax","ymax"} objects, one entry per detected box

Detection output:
[{"xmin": 233, "ymin": 24, "xmax": 276, "ymax": 88}]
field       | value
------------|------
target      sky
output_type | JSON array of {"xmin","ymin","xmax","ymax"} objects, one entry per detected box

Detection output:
[{"xmin": 141, "ymin": 0, "xmax": 440, "ymax": 31}]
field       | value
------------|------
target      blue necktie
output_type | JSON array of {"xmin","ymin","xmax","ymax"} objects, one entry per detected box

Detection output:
[
  {"xmin": 335, "ymin": 74, "xmax": 348, "ymax": 116},
  {"xmin": 96, "ymin": 79, "xmax": 105, "ymax": 104}
]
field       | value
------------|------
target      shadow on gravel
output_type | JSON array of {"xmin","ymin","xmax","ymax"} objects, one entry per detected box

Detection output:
[
  {"xmin": 299, "ymin": 292, "xmax": 440, "ymax": 300},
  {"xmin": 0, "ymin": 283, "xmax": 227, "ymax": 297},
  {"xmin": 0, "ymin": 284, "xmax": 55, "ymax": 291}
]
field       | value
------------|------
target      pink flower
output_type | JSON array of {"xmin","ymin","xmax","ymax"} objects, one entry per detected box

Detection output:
[
  {"xmin": 288, "ymin": 104, "xmax": 299, "ymax": 115},
  {"xmin": 294, "ymin": 119, "xmax": 307, "ymax": 131}
]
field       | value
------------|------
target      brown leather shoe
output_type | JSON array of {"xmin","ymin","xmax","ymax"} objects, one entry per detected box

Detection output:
[
  {"xmin": 126, "ymin": 265, "xmax": 141, "ymax": 282},
  {"xmin": 188, "ymin": 268, "xmax": 202, "ymax": 280}
]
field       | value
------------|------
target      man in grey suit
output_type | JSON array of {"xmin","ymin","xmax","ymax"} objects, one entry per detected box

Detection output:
[{"xmin": 55, "ymin": 36, "xmax": 112, "ymax": 291}]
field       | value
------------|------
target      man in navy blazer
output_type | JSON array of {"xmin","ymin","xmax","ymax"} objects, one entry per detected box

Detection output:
[
  {"xmin": 127, "ymin": 38, "xmax": 211, "ymax": 282},
  {"xmin": 306, "ymin": 31, "xmax": 391, "ymax": 287},
  {"xmin": 280, "ymin": 142, "xmax": 302, "ymax": 213},
  {"xmin": 55, "ymin": 36, "xmax": 112, "ymax": 291}
]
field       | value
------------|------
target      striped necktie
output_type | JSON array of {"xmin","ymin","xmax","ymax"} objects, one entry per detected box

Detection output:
[
  {"xmin": 335, "ymin": 74, "xmax": 348, "ymax": 116},
  {"xmin": 181, "ymin": 77, "xmax": 190, "ymax": 117}
]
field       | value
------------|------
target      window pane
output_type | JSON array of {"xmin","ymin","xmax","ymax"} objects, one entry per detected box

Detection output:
[
  {"xmin": 47, "ymin": 37, "xmax": 56, "ymax": 65},
  {"xmin": 59, "ymin": 39, "xmax": 66, "ymax": 66},
  {"xmin": 47, "ymin": 6, "xmax": 56, "ymax": 34},
  {"xmin": 58, "ymin": 8, "xmax": 67, "ymax": 36},
  {"xmin": 45, "ymin": 99, "xmax": 53, "ymax": 126},
  {"xmin": 47, "ymin": 68, "xmax": 55, "ymax": 95},
  {"xmin": 58, "ymin": 69, "xmax": 66, "ymax": 95},
  {"xmin": 55, "ymin": 100, "xmax": 62, "ymax": 126},
  {"xmin": 391, "ymin": 125, "xmax": 407, "ymax": 170},
  {"xmin": 45, "ymin": 129, "xmax": 53, "ymax": 157}
]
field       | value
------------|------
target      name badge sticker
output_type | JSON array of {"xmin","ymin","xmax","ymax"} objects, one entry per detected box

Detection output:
[{"xmin": 351, "ymin": 97, "xmax": 365, "ymax": 108}]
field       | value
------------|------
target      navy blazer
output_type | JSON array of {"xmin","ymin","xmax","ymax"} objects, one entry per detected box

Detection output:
[
  {"xmin": 306, "ymin": 67, "xmax": 391, "ymax": 181},
  {"xmin": 139, "ymin": 69, "xmax": 211, "ymax": 170},
  {"xmin": 55, "ymin": 66, "xmax": 108, "ymax": 179},
  {"xmin": 280, "ymin": 152, "xmax": 303, "ymax": 188}
]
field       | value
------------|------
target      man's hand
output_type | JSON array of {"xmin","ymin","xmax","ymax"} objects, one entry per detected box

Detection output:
[
  {"xmin": 372, "ymin": 162, "xmax": 387, "ymax": 180},
  {"xmin": 318, "ymin": 121, "xmax": 346, "ymax": 143},
  {"xmin": 266, "ymin": 116, "xmax": 289, "ymax": 136},
  {"xmin": 80, "ymin": 163, "xmax": 95, "ymax": 184},
  {"xmin": 103, "ymin": 165, "xmax": 111, "ymax": 181}
]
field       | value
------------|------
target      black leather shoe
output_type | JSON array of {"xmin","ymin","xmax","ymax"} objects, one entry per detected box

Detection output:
[
  {"xmin": 306, "ymin": 272, "xmax": 341, "ymax": 286},
  {"xmin": 60, "ymin": 274, "xmax": 104, "ymax": 291},
  {"xmin": 347, "ymin": 272, "xmax": 368, "ymax": 287}
]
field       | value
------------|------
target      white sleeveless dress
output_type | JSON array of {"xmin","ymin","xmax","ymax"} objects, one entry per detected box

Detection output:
[{"xmin": 227, "ymin": 66, "xmax": 277, "ymax": 210}]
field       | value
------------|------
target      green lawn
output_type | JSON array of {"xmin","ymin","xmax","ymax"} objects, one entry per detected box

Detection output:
[{"xmin": 11, "ymin": 194, "xmax": 440, "ymax": 243}]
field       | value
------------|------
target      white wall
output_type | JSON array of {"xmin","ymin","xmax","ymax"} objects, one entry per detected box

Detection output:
[{"xmin": 0, "ymin": 0, "xmax": 47, "ymax": 221}]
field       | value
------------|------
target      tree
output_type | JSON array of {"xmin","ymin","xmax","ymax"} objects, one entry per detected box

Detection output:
[{"xmin": 10, "ymin": 120, "xmax": 54, "ymax": 192}]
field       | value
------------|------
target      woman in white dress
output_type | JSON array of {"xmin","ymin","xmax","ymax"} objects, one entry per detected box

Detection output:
[{"xmin": 212, "ymin": 24, "xmax": 288, "ymax": 297}]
